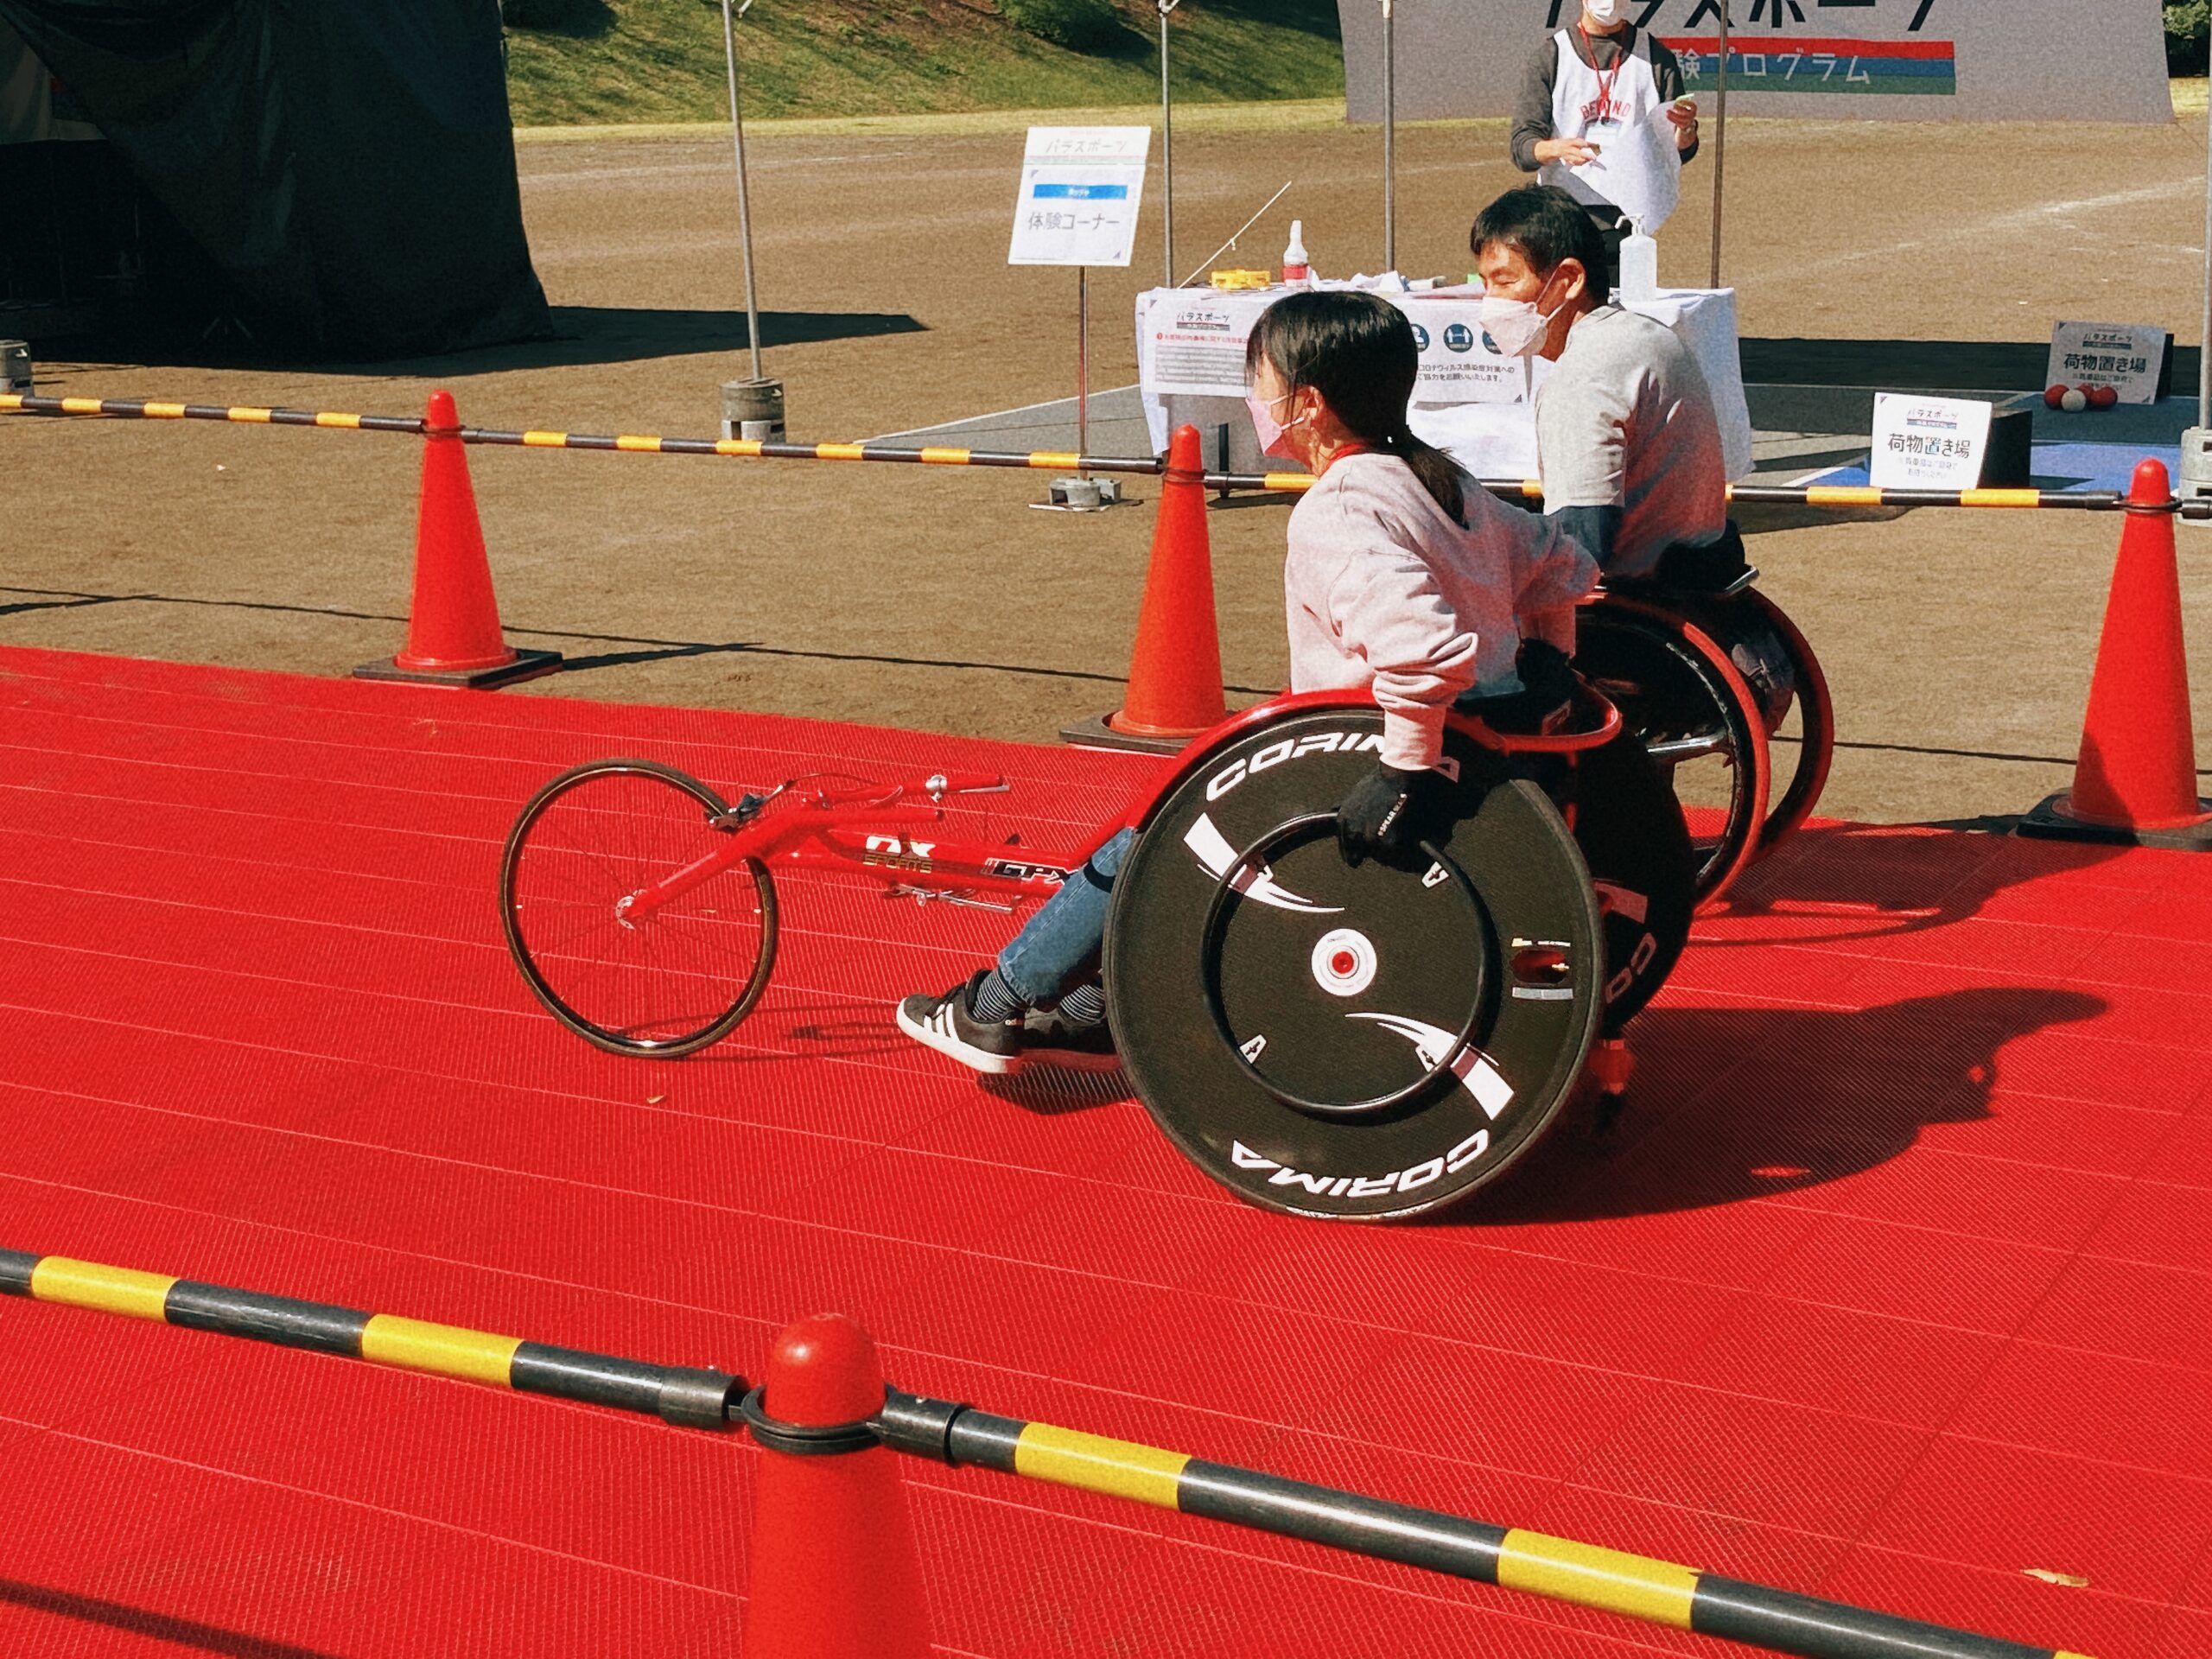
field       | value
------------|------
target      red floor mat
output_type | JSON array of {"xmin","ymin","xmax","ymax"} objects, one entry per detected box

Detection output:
[{"xmin": 1, "ymin": 645, "xmax": 2207, "ymax": 1659}]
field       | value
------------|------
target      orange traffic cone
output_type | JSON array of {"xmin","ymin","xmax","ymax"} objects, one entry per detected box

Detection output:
[
  {"xmin": 1062, "ymin": 423, "xmax": 1227, "ymax": 753},
  {"xmin": 2020, "ymin": 457, "xmax": 2212, "ymax": 849},
  {"xmin": 740, "ymin": 1314, "xmax": 931, "ymax": 1659},
  {"xmin": 355, "ymin": 390, "xmax": 560, "ymax": 688}
]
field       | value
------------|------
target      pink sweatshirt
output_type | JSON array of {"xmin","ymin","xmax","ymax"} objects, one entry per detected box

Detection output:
[{"xmin": 1284, "ymin": 451, "xmax": 1599, "ymax": 770}]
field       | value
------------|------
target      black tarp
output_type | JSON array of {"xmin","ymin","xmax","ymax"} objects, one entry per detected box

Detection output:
[{"xmin": 0, "ymin": 0, "xmax": 551, "ymax": 357}]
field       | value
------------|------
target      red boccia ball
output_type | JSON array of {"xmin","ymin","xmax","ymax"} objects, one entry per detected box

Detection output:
[
  {"xmin": 2087, "ymin": 385, "xmax": 2120, "ymax": 410},
  {"xmin": 2044, "ymin": 384, "xmax": 2069, "ymax": 409}
]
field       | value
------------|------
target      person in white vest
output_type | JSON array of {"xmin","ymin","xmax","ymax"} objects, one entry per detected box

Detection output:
[
  {"xmin": 1471, "ymin": 184, "xmax": 1731, "ymax": 586},
  {"xmin": 1508, "ymin": 0, "xmax": 1700, "ymax": 296}
]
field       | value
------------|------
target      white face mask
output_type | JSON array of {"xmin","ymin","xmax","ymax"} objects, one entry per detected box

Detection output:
[
  {"xmin": 1582, "ymin": 0, "xmax": 1625, "ymax": 25},
  {"xmin": 1478, "ymin": 271, "xmax": 1566, "ymax": 359}
]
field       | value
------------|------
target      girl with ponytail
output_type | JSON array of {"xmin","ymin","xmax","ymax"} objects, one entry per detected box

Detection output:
[
  {"xmin": 1244, "ymin": 289, "xmax": 1598, "ymax": 866},
  {"xmin": 893, "ymin": 289, "xmax": 1598, "ymax": 1079}
]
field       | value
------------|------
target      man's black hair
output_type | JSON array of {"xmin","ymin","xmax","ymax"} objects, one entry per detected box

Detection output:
[{"xmin": 1470, "ymin": 184, "xmax": 1606, "ymax": 291}]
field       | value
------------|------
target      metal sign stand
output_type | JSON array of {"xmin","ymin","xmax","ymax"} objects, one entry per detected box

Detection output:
[
  {"xmin": 1042, "ymin": 268, "xmax": 1121, "ymax": 511},
  {"xmin": 717, "ymin": 0, "xmax": 784, "ymax": 442}
]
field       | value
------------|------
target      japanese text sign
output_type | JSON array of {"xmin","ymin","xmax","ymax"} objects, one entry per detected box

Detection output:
[
  {"xmin": 1870, "ymin": 393, "xmax": 1991, "ymax": 490},
  {"xmin": 2045, "ymin": 322, "xmax": 2169, "ymax": 406},
  {"xmin": 1008, "ymin": 126, "xmax": 1151, "ymax": 269}
]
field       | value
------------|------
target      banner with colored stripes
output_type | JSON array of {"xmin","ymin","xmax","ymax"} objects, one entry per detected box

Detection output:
[{"xmin": 1664, "ymin": 36, "xmax": 1956, "ymax": 97}]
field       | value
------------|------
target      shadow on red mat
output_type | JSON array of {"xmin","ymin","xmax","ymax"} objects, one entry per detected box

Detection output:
[
  {"xmin": 1705, "ymin": 823, "xmax": 2129, "ymax": 947},
  {"xmin": 1461, "ymin": 984, "xmax": 2107, "ymax": 1224},
  {"xmin": 0, "ymin": 1579, "xmax": 337, "ymax": 1659}
]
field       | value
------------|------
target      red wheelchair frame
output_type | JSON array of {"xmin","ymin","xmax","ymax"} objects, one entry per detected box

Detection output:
[{"xmin": 500, "ymin": 686, "xmax": 1682, "ymax": 1220}]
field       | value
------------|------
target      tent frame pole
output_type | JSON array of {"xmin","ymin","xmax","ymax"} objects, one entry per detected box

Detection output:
[
  {"xmin": 721, "ymin": 0, "xmax": 765, "ymax": 383},
  {"xmin": 1708, "ymin": 0, "xmax": 1730, "ymax": 289}
]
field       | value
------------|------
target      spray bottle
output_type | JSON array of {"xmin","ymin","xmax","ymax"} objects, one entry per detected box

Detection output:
[
  {"xmin": 1617, "ymin": 217, "xmax": 1658, "ymax": 302},
  {"xmin": 1281, "ymin": 219, "xmax": 1311, "ymax": 287}
]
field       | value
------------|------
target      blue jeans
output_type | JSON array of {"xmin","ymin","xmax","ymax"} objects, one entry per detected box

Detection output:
[{"xmin": 995, "ymin": 828, "xmax": 1135, "ymax": 1007}]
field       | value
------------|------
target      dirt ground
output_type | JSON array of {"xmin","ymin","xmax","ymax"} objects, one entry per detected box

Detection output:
[{"xmin": 7, "ymin": 110, "xmax": 2211, "ymax": 824}]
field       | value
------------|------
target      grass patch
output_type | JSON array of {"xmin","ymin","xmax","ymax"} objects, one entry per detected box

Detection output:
[{"xmin": 503, "ymin": 0, "xmax": 1344, "ymax": 126}]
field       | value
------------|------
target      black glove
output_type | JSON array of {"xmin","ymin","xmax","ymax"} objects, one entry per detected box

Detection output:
[{"xmin": 1337, "ymin": 762, "xmax": 1429, "ymax": 869}]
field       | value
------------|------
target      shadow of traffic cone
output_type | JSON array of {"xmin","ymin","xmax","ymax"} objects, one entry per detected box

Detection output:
[
  {"xmin": 2019, "ymin": 457, "xmax": 2212, "ymax": 849},
  {"xmin": 1062, "ymin": 423, "xmax": 1226, "ymax": 753},
  {"xmin": 355, "ymin": 390, "xmax": 561, "ymax": 689},
  {"xmin": 741, "ymin": 1314, "xmax": 931, "ymax": 1659}
]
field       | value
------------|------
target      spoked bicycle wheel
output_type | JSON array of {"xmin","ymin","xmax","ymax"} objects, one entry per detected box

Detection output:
[
  {"xmin": 500, "ymin": 759, "xmax": 778, "ymax": 1058},
  {"xmin": 1575, "ymin": 594, "xmax": 1770, "ymax": 907}
]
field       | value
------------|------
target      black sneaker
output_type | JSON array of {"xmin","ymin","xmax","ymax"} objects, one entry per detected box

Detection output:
[
  {"xmin": 1020, "ymin": 1006, "xmax": 1122, "ymax": 1073},
  {"xmin": 896, "ymin": 973, "xmax": 1024, "ymax": 1075}
]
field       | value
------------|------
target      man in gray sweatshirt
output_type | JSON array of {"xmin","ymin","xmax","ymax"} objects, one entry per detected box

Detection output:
[{"xmin": 1471, "ymin": 184, "xmax": 1728, "ymax": 583}]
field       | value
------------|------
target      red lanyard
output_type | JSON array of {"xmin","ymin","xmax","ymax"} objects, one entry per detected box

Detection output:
[{"xmin": 1579, "ymin": 24, "xmax": 1623, "ymax": 124}]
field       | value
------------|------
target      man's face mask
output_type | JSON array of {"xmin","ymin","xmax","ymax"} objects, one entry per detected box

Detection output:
[
  {"xmin": 1478, "ymin": 266, "xmax": 1567, "ymax": 359},
  {"xmin": 1245, "ymin": 385, "xmax": 1307, "ymax": 459},
  {"xmin": 1582, "ymin": 0, "xmax": 1625, "ymax": 25}
]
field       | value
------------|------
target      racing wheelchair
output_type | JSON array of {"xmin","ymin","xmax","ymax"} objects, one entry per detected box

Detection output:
[
  {"xmin": 499, "ymin": 686, "xmax": 1694, "ymax": 1221},
  {"xmin": 1573, "ymin": 532, "xmax": 1834, "ymax": 907}
]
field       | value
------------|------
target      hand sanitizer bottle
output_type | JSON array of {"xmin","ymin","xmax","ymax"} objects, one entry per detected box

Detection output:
[
  {"xmin": 1617, "ymin": 218, "xmax": 1658, "ymax": 302},
  {"xmin": 1281, "ymin": 220, "xmax": 1311, "ymax": 288}
]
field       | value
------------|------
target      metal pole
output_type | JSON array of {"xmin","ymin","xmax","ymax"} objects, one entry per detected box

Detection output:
[
  {"xmin": 2201, "ymin": 82, "xmax": 2210, "ymax": 429},
  {"xmin": 1382, "ymin": 0, "xmax": 1396, "ymax": 273},
  {"xmin": 721, "ymin": 0, "xmax": 765, "ymax": 382},
  {"xmin": 1077, "ymin": 266, "xmax": 1090, "ymax": 479},
  {"xmin": 1160, "ymin": 1, "xmax": 1181, "ymax": 289},
  {"xmin": 1708, "ymin": 0, "xmax": 1730, "ymax": 289}
]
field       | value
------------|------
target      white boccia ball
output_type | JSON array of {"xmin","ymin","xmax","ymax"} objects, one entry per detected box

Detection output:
[{"xmin": 2059, "ymin": 387, "xmax": 2088, "ymax": 413}]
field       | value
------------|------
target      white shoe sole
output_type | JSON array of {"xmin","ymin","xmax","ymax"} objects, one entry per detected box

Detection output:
[{"xmin": 895, "ymin": 1000, "xmax": 1021, "ymax": 1075}]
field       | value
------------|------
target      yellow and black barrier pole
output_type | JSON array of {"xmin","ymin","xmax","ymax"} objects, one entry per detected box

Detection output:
[
  {"xmin": 4, "ymin": 1248, "xmax": 2093, "ymax": 1659},
  {"xmin": 0, "ymin": 1249, "xmax": 740, "ymax": 1429},
  {"xmin": 6, "ymin": 391, "xmax": 2202, "ymax": 519}
]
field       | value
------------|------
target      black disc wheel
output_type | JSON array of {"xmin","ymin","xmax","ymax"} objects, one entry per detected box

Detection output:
[
  {"xmin": 500, "ymin": 759, "xmax": 778, "ymax": 1058},
  {"xmin": 1729, "ymin": 588, "xmax": 1835, "ymax": 855},
  {"xmin": 1106, "ymin": 709, "xmax": 1605, "ymax": 1222},
  {"xmin": 1567, "ymin": 725, "xmax": 1698, "ymax": 1029},
  {"xmin": 1576, "ymin": 594, "xmax": 1770, "ymax": 906}
]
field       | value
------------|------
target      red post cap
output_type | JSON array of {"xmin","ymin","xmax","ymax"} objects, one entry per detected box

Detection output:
[
  {"xmin": 2129, "ymin": 456, "xmax": 2171, "ymax": 506},
  {"xmin": 762, "ymin": 1313, "xmax": 885, "ymax": 1427}
]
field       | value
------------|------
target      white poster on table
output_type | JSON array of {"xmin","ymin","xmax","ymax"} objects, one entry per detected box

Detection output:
[
  {"xmin": 1144, "ymin": 291, "xmax": 1261, "ymax": 397},
  {"xmin": 1007, "ymin": 126, "xmax": 1150, "ymax": 268},
  {"xmin": 1870, "ymin": 393, "xmax": 1992, "ymax": 490},
  {"xmin": 2045, "ymin": 322, "xmax": 2169, "ymax": 405},
  {"xmin": 1399, "ymin": 296, "xmax": 1533, "ymax": 404}
]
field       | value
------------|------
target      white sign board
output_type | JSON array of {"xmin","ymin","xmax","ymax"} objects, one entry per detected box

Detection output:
[
  {"xmin": 2045, "ymin": 321, "xmax": 2170, "ymax": 406},
  {"xmin": 1870, "ymin": 393, "xmax": 1992, "ymax": 490},
  {"xmin": 1338, "ymin": 1, "xmax": 2171, "ymax": 124},
  {"xmin": 1007, "ymin": 126, "xmax": 1150, "ymax": 269},
  {"xmin": 1401, "ymin": 294, "xmax": 1536, "ymax": 404},
  {"xmin": 1142, "ymin": 286, "xmax": 1534, "ymax": 404}
]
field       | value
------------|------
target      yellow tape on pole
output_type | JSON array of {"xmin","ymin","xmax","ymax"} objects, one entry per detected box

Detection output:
[
  {"xmin": 30, "ymin": 1257, "xmax": 177, "ymax": 1321},
  {"xmin": 1495, "ymin": 1530, "xmax": 1698, "ymax": 1630},
  {"xmin": 1014, "ymin": 1423, "xmax": 1189, "ymax": 1510},
  {"xmin": 359, "ymin": 1313, "xmax": 522, "ymax": 1387}
]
